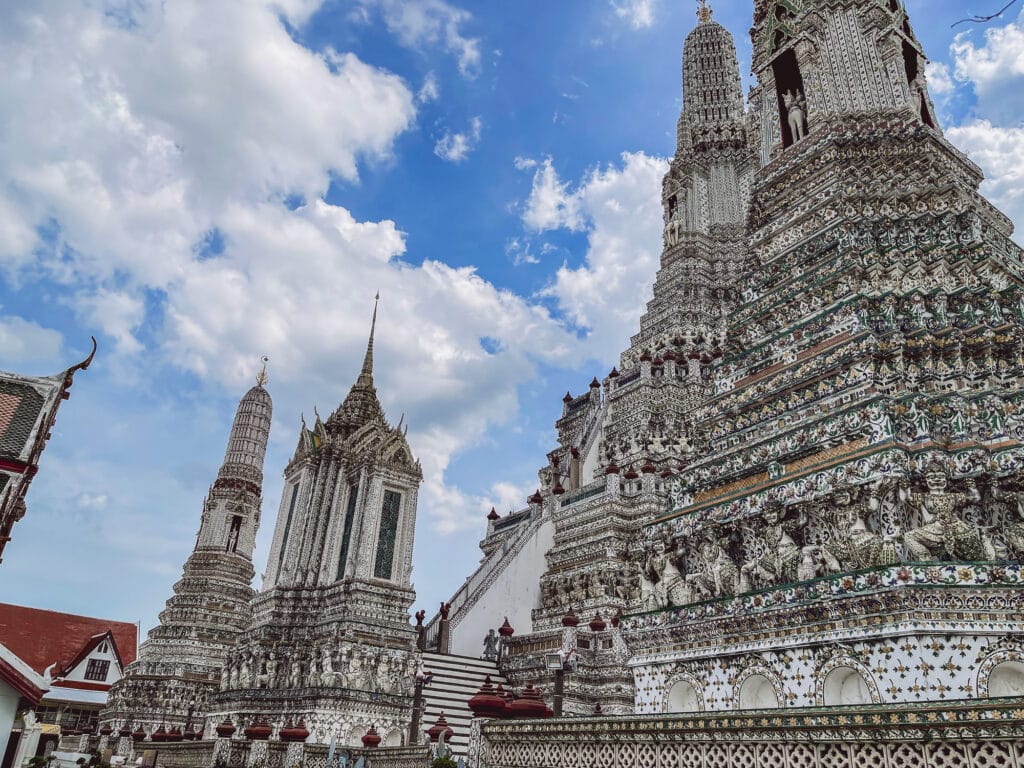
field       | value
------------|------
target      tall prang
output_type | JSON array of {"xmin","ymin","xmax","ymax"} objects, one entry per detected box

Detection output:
[
  {"xmin": 626, "ymin": 0, "xmax": 1024, "ymax": 714},
  {"xmin": 206, "ymin": 300, "xmax": 423, "ymax": 747},
  {"xmin": 435, "ymin": 2, "xmax": 758, "ymax": 717},
  {"xmin": 103, "ymin": 373, "xmax": 272, "ymax": 734},
  {"xmin": 603, "ymin": 0, "xmax": 756, "ymax": 466}
]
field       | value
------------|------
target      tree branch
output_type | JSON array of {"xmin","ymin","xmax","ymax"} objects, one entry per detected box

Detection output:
[{"xmin": 953, "ymin": 0, "xmax": 1020, "ymax": 27}]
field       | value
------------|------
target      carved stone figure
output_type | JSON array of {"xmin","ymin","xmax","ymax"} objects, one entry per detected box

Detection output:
[
  {"xmin": 994, "ymin": 478, "xmax": 1024, "ymax": 560},
  {"xmin": 320, "ymin": 647, "xmax": 336, "ymax": 687},
  {"xmin": 662, "ymin": 557, "xmax": 692, "ymax": 606},
  {"xmin": 641, "ymin": 540, "xmax": 669, "ymax": 609},
  {"xmin": 903, "ymin": 465, "xmax": 993, "ymax": 561},
  {"xmin": 483, "ymin": 629, "xmax": 499, "ymax": 661},
  {"xmin": 820, "ymin": 486, "xmax": 886, "ymax": 572},
  {"xmin": 783, "ymin": 89, "xmax": 808, "ymax": 142},
  {"xmin": 374, "ymin": 656, "xmax": 392, "ymax": 692},
  {"xmin": 687, "ymin": 527, "xmax": 740, "ymax": 598},
  {"xmin": 909, "ymin": 74, "xmax": 926, "ymax": 121},
  {"xmin": 238, "ymin": 654, "xmax": 252, "ymax": 688},
  {"xmin": 741, "ymin": 503, "xmax": 804, "ymax": 588}
]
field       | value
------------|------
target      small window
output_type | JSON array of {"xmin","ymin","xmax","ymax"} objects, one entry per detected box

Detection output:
[{"xmin": 84, "ymin": 659, "xmax": 110, "ymax": 681}]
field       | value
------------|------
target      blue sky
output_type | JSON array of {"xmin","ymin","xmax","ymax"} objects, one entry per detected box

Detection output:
[{"xmin": 1, "ymin": 0, "xmax": 1023, "ymax": 639}]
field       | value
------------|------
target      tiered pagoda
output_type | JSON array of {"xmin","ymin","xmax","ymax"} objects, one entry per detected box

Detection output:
[{"xmin": 103, "ymin": 371, "xmax": 272, "ymax": 733}]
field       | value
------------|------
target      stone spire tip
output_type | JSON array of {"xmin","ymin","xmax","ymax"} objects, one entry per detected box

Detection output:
[
  {"xmin": 697, "ymin": 0, "xmax": 712, "ymax": 23},
  {"xmin": 357, "ymin": 294, "xmax": 379, "ymax": 387}
]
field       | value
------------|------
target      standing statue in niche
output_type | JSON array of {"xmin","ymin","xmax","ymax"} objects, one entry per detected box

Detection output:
[
  {"xmin": 909, "ymin": 74, "xmax": 927, "ymax": 121},
  {"xmin": 903, "ymin": 464, "xmax": 994, "ymax": 561},
  {"xmin": 783, "ymin": 90, "xmax": 808, "ymax": 142},
  {"xmin": 482, "ymin": 629, "xmax": 499, "ymax": 661}
]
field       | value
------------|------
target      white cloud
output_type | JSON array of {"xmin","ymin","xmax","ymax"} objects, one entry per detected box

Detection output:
[
  {"xmin": 505, "ymin": 237, "xmax": 539, "ymax": 266},
  {"xmin": 522, "ymin": 157, "xmax": 585, "ymax": 232},
  {"xmin": 950, "ymin": 8, "xmax": 1024, "ymax": 122},
  {"xmin": 434, "ymin": 116, "xmax": 482, "ymax": 162},
  {"xmin": 0, "ymin": 315, "xmax": 63, "ymax": 364},
  {"xmin": 355, "ymin": 0, "xmax": 482, "ymax": 78},
  {"xmin": 418, "ymin": 72, "xmax": 440, "ymax": 103},
  {"xmin": 611, "ymin": 0, "xmax": 656, "ymax": 30},
  {"xmin": 77, "ymin": 493, "xmax": 109, "ymax": 511},
  {"xmin": 513, "ymin": 156, "xmax": 537, "ymax": 171},
  {"xmin": 0, "ymin": 1, "xmax": 415, "ymax": 284},
  {"xmin": 526, "ymin": 153, "xmax": 668, "ymax": 362},
  {"xmin": 76, "ymin": 289, "xmax": 146, "ymax": 355},
  {"xmin": 926, "ymin": 61, "xmax": 955, "ymax": 96},
  {"xmin": 947, "ymin": 120, "xmax": 1024, "ymax": 234}
]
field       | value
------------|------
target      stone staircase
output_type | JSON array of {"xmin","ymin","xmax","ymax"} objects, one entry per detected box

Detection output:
[{"xmin": 419, "ymin": 651, "xmax": 506, "ymax": 756}]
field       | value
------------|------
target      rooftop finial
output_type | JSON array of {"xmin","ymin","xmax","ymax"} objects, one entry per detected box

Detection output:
[
  {"xmin": 697, "ymin": 0, "xmax": 712, "ymax": 23},
  {"xmin": 357, "ymin": 293, "xmax": 379, "ymax": 387},
  {"xmin": 256, "ymin": 356, "xmax": 269, "ymax": 387}
]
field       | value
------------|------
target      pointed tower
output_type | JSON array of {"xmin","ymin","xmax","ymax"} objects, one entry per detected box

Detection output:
[
  {"xmin": 208, "ymin": 300, "xmax": 423, "ymax": 747},
  {"xmin": 593, "ymin": 0, "xmax": 758, "ymax": 477},
  {"xmin": 462, "ymin": 2, "xmax": 760, "ymax": 717},
  {"xmin": 102, "ymin": 375, "xmax": 272, "ymax": 733}
]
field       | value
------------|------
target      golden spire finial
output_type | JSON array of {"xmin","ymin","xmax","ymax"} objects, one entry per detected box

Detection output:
[
  {"xmin": 697, "ymin": 0, "xmax": 713, "ymax": 23},
  {"xmin": 256, "ymin": 356, "xmax": 269, "ymax": 387}
]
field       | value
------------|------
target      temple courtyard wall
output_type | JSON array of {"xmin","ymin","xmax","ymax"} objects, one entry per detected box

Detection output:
[{"xmin": 476, "ymin": 697, "xmax": 1024, "ymax": 768}]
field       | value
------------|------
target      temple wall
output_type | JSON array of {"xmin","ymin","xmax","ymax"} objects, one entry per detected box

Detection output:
[
  {"xmin": 478, "ymin": 699, "xmax": 1024, "ymax": 768},
  {"xmin": 449, "ymin": 517, "xmax": 554, "ymax": 657}
]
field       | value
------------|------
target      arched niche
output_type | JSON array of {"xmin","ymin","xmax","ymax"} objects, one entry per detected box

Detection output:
[
  {"xmin": 384, "ymin": 728, "xmax": 403, "ymax": 747},
  {"xmin": 665, "ymin": 679, "xmax": 701, "ymax": 713},
  {"xmin": 738, "ymin": 673, "xmax": 781, "ymax": 710},
  {"xmin": 989, "ymin": 661, "xmax": 1024, "ymax": 698},
  {"xmin": 823, "ymin": 666, "xmax": 874, "ymax": 706},
  {"xmin": 347, "ymin": 724, "xmax": 367, "ymax": 746}
]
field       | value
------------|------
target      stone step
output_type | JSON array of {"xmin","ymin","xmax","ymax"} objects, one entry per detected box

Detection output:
[{"xmin": 418, "ymin": 652, "xmax": 507, "ymax": 756}]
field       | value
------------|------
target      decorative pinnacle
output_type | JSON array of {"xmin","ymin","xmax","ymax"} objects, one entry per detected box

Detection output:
[
  {"xmin": 256, "ymin": 356, "xmax": 269, "ymax": 387},
  {"xmin": 697, "ymin": 0, "xmax": 712, "ymax": 23},
  {"xmin": 357, "ymin": 293, "xmax": 379, "ymax": 387}
]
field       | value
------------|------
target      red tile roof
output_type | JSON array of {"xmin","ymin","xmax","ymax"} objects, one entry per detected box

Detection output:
[{"xmin": 0, "ymin": 603, "xmax": 137, "ymax": 677}]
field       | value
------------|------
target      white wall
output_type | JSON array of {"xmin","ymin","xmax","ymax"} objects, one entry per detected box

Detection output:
[
  {"xmin": 449, "ymin": 518, "xmax": 554, "ymax": 658},
  {"xmin": 0, "ymin": 682, "xmax": 19, "ymax": 743}
]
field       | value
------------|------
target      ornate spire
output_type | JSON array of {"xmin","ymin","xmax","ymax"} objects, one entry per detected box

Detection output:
[
  {"xmin": 256, "ymin": 356, "xmax": 269, "ymax": 387},
  {"xmin": 216, "ymin": 379, "xmax": 273, "ymax": 492},
  {"xmin": 327, "ymin": 295, "xmax": 386, "ymax": 435},
  {"xmin": 357, "ymin": 294, "xmax": 379, "ymax": 388},
  {"xmin": 697, "ymin": 0, "xmax": 712, "ymax": 24}
]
